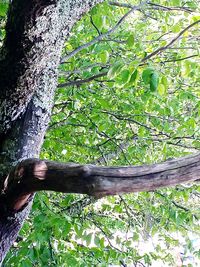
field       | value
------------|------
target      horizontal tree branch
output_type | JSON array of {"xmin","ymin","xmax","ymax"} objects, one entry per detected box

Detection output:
[
  {"xmin": 147, "ymin": 2, "xmax": 194, "ymax": 13},
  {"xmin": 1, "ymin": 153, "xmax": 200, "ymax": 213},
  {"xmin": 160, "ymin": 54, "xmax": 198, "ymax": 63},
  {"xmin": 109, "ymin": 1, "xmax": 194, "ymax": 13},
  {"xmin": 57, "ymin": 71, "xmax": 107, "ymax": 88}
]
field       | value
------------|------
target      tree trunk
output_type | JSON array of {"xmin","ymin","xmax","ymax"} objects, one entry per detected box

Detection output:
[{"xmin": 0, "ymin": 0, "xmax": 103, "ymax": 263}]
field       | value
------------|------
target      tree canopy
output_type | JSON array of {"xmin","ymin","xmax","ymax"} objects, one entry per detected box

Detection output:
[{"xmin": 0, "ymin": 0, "xmax": 200, "ymax": 266}]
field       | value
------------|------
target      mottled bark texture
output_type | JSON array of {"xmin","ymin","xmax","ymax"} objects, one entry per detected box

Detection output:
[
  {"xmin": 0, "ymin": 0, "xmax": 103, "ymax": 263},
  {"xmin": 2, "ymin": 154, "xmax": 200, "ymax": 211}
]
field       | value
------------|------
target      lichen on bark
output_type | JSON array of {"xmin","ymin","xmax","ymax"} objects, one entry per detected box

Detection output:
[{"xmin": 0, "ymin": 0, "xmax": 104, "ymax": 263}]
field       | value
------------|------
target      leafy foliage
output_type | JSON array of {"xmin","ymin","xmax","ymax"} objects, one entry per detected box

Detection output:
[
  {"xmin": 2, "ymin": 0, "xmax": 200, "ymax": 266},
  {"xmin": 0, "ymin": 1, "xmax": 8, "ymax": 45}
]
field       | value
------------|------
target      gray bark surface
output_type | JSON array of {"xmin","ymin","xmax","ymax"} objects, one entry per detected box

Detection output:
[
  {"xmin": 3, "ymin": 154, "xmax": 200, "ymax": 207},
  {"xmin": 0, "ymin": 0, "xmax": 103, "ymax": 263}
]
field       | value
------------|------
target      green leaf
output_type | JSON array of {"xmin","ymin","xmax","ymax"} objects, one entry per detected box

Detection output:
[
  {"xmin": 74, "ymin": 224, "xmax": 83, "ymax": 238},
  {"xmin": 171, "ymin": 24, "xmax": 181, "ymax": 33},
  {"xmin": 92, "ymin": 15, "xmax": 103, "ymax": 29},
  {"xmin": 172, "ymin": 0, "xmax": 180, "ymax": 5},
  {"xmin": 192, "ymin": 141, "xmax": 200, "ymax": 148},
  {"xmin": 127, "ymin": 34, "xmax": 135, "ymax": 47},
  {"xmin": 161, "ymin": 76, "xmax": 168, "ymax": 88},
  {"xmin": 118, "ymin": 69, "xmax": 130, "ymax": 84},
  {"xmin": 142, "ymin": 68, "xmax": 159, "ymax": 91},
  {"xmin": 186, "ymin": 118, "xmax": 196, "ymax": 128},
  {"xmin": 0, "ymin": 3, "xmax": 8, "ymax": 17},
  {"xmin": 129, "ymin": 69, "xmax": 138, "ymax": 85},
  {"xmin": 85, "ymin": 233, "xmax": 93, "ymax": 246},
  {"xmin": 107, "ymin": 62, "xmax": 124, "ymax": 79},
  {"xmin": 142, "ymin": 67, "xmax": 154, "ymax": 84},
  {"xmin": 21, "ymin": 259, "xmax": 32, "ymax": 267},
  {"xmin": 99, "ymin": 237, "xmax": 105, "ymax": 248},
  {"xmin": 132, "ymin": 232, "xmax": 139, "ymax": 241},
  {"xmin": 94, "ymin": 236, "xmax": 100, "ymax": 246},
  {"xmin": 150, "ymin": 72, "xmax": 159, "ymax": 91},
  {"xmin": 158, "ymin": 84, "xmax": 166, "ymax": 96},
  {"xmin": 99, "ymin": 50, "xmax": 109, "ymax": 64}
]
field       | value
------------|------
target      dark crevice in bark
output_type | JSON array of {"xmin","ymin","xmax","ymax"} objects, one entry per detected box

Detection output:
[
  {"xmin": 0, "ymin": 0, "xmax": 57, "ymax": 92},
  {"xmin": 0, "ymin": 0, "xmax": 104, "ymax": 135},
  {"xmin": 0, "ymin": 98, "xmax": 48, "ymax": 263},
  {"xmin": 0, "ymin": 0, "xmax": 59, "ymax": 134},
  {"xmin": 0, "ymin": 0, "xmax": 105, "ymax": 263}
]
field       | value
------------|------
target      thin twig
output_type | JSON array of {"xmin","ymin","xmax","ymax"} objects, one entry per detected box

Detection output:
[
  {"xmin": 160, "ymin": 54, "xmax": 198, "ymax": 63},
  {"xmin": 141, "ymin": 20, "xmax": 200, "ymax": 62},
  {"xmin": 109, "ymin": 1, "xmax": 194, "ymax": 13},
  {"xmin": 61, "ymin": 2, "xmax": 146, "ymax": 63},
  {"xmin": 148, "ymin": 2, "xmax": 194, "ymax": 13},
  {"xmin": 90, "ymin": 15, "xmax": 101, "ymax": 35},
  {"xmin": 58, "ymin": 71, "xmax": 107, "ymax": 88}
]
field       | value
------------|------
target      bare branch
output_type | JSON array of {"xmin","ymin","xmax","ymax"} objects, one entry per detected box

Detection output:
[
  {"xmin": 148, "ymin": 2, "xmax": 194, "ymax": 13},
  {"xmin": 141, "ymin": 20, "xmax": 200, "ymax": 62},
  {"xmin": 57, "ymin": 71, "xmax": 107, "ymax": 88},
  {"xmin": 160, "ymin": 54, "xmax": 198, "ymax": 63},
  {"xmin": 61, "ymin": 1, "xmax": 146, "ymax": 63},
  {"xmin": 109, "ymin": 1, "xmax": 194, "ymax": 13},
  {"xmin": 2, "ymin": 153, "xmax": 200, "ymax": 212}
]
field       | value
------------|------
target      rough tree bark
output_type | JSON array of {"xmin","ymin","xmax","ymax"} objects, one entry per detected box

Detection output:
[
  {"xmin": 0, "ymin": 0, "xmax": 199, "ymax": 264},
  {"xmin": 2, "ymin": 154, "xmax": 200, "ymax": 210},
  {"xmin": 0, "ymin": 0, "xmax": 103, "ymax": 263}
]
